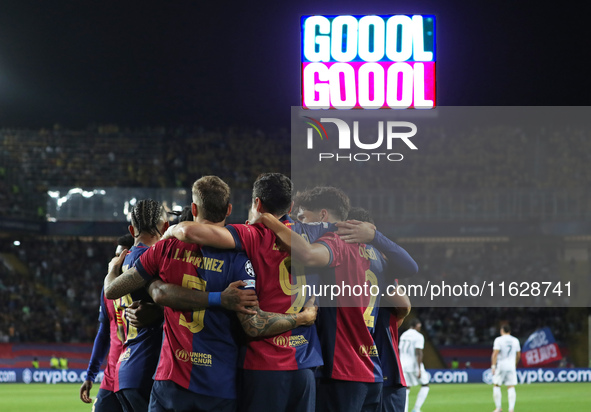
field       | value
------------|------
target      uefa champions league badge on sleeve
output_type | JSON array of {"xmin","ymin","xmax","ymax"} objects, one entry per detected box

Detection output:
[{"xmin": 245, "ymin": 260, "xmax": 255, "ymax": 277}]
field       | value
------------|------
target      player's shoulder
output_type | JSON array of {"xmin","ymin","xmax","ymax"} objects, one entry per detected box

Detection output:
[
  {"xmin": 400, "ymin": 328, "xmax": 412, "ymax": 338},
  {"xmin": 410, "ymin": 329, "xmax": 424, "ymax": 341},
  {"xmin": 154, "ymin": 237, "xmax": 182, "ymax": 250},
  {"xmin": 229, "ymin": 222, "xmax": 265, "ymax": 234},
  {"xmin": 228, "ymin": 250, "xmax": 251, "ymax": 266},
  {"xmin": 296, "ymin": 220, "xmax": 332, "ymax": 231}
]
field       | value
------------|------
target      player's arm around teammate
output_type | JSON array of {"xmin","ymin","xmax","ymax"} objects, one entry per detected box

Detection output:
[
  {"xmin": 145, "ymin": 277, "xmax": 318, "ymax": 337},
  {"xmin": 116, "ymin": 269, "xmax": 318, "ymax": 338},
  {"xmin": 163, "ymin": 220, "xmax": 236, "ymax": 248},
  {"xmin": 336, "ymin": 219, "xmax": 418, "ymax": 277},
  {"xmin": 251, "ymin": 212, "xmax": 329, "ymax": 266},
  {"xmin": 104, "ymin": 255, "xmax": 258, "ymax": 315},
  {"xmin": 236, "ymin": 296, "xmax": 317, "ymax": 338}
]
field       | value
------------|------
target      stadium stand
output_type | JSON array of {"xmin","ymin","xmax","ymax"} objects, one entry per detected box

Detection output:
[{"xmin": 0, "ymin": 123, "xmax": 589, "ymax": 369}]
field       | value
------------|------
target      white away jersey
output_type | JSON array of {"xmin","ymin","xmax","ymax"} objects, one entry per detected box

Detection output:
[
  {"xmin": 493, "ymin": 335, "xmax": 521, "ymax": 371},
  {"xmin": 399, "ymin": 328, "xmax": 425, "ymax": 370}
]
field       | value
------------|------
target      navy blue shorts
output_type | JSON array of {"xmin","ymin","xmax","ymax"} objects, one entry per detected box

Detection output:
[
  {"xmin": 239, "ymin": 368, "xmax": 315, "ymax": 412},
  {"xmin": 316, "ymin": 379, "xmax": 382, "ymax": 412},
  {"xmin": 149, "ymin": 380, "xmax": 236, "ymax": 412},
  {"xmin": 116, "ymin": 388, "xmax": 150, "ymax": 412},
  {"xmin": 381, "ymin": 385, "xmax": 406, "ymax": 412},
  {"xmin": 93, "ymin": 388, "xmax": 124, "ymax": 412}
]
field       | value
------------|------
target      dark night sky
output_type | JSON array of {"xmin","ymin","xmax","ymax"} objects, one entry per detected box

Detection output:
[{"xmin": 0, "ymin": 1, "xmax": 588, "ymax": 129}]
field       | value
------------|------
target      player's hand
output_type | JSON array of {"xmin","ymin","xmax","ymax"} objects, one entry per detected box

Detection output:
[
  {"xmin": 80, "ymin": 379, "xmax": 93, "ymax": 403},
  {"xmin": 161, "ymin": 224, "xmax": 177, "ymax": 240},
  {"xmin": 297, "ymin": 296, "xmax": 318, "ymax": 326},
  {"xmin": 417, "ymin": 370, "xmax": 421, "ymax": 379},
  {"xmin": 491, "ymin": 365, "xmax": 496, "ymax": 375},
  {"xmin": 248, "ymin": 212, "xmax": 268, "ymax": 226},
  {"xmin": 125, "ymin": 300, "xmax": 163, "ymax": 328},
  {"xmin": 336, "ymin": 220, "xmax": 377, "ymax": 244},
  {"xmin": 221, "ymin": 281, "xmax": 258, "ymax": 315},
  {"xmin": 108, "ymin": 249, "xmax": 127, "ymax": 275}
]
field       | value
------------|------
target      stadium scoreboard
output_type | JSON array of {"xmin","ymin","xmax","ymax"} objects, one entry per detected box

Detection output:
[{"xmin": 301, "ymin": 14, "xmax": 436, "ymax": 109}]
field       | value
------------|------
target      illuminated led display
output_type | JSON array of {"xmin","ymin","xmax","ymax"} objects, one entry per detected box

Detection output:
[{"xmin": 301, "ymin": 14, "xmax": 436, "ymax": 109}]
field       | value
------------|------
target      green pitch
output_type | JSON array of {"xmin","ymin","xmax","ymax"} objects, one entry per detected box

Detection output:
[
  {"xmin": 0, "ymin": 382, "xmax": 590, "ymax": 411},
  {"xmin": 406, "ymin": 382, "xmax": 591, "ymax": 411}
]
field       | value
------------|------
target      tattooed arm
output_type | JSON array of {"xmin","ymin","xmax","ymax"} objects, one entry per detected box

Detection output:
[
  {"xmin": 236, "ymin": 298, "xmax": 317, "ymax": 338},
  {"xmin": 104, "ymin": 252, "xmax": 147, "ymax": 299}
]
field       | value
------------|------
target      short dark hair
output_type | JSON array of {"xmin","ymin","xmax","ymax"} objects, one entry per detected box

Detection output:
[
  {"xmin": 409, "ymin": 318, "xmax": 421, "ymax": 328},
  {"xmin": 178, "ymin": 205, "xmax": 193, "ymax": 223},
  {"xmin": 252, "ymin": 173, "xmax": 293, "ymax": 216},
  {"xmin": 130, "ymin": 199, "xmax": 166, "ymax": 237},
  {"xmin": 501, "ymin": 324, "xmax": 511, "ymax": 333},
  {"xmin": 117, "ymin": 233, "xmax": 134, "ymax": 249},
  {"xmin": 347, "ymin": 207, "xmax": 374, "ymax": 224},
  {"xmin": 192, "ymin": 176, "xmax": 231, "ymax": 223},
  {"xmin": 295, "ymin": 186, "xmax": 350, "ymax": 221}
]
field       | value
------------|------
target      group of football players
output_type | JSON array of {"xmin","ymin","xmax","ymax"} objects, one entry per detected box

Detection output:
[{"xmin": 80, "ymin": 172, "xmax": 425, "ymax": 412}]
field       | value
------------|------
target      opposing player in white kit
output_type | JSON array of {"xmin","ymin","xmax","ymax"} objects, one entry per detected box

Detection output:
[
  {"xmin": 399, "ymin": 318, "xmax": 430, "ymax": 412},
  {"xmin": 491, "ymin": 324, "xmax": 521, "ymax": 412}
]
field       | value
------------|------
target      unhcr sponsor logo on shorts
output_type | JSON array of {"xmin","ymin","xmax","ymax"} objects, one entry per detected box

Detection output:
[
  {"xmin": 272, "ymin": 335, "xmax": 309, "ymax": 348},
  {"xmin": 174, "ymin": 348, "xmax": 212, "ymax": 367}
]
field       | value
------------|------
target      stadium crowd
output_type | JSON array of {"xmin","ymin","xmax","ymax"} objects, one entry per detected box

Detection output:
[
  {"xmin": 0, "ymin": 238, "xmax": 122, "ymax": 343},
  {"xmin": 414, "ymin": 306, "xmax": 571, "ymax": 347},
  {"xmin": 2, "ymin": 124, "xmax": 591, "ymax": 220},
  {"xmin": 0, "ymin": 126, "xmax": 290, "ymax": 219}
]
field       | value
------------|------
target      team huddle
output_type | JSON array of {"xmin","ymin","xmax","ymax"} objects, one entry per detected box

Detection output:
[{"xmin": 79, "ymin": 172, "xmax": 429, "ymax": 412}]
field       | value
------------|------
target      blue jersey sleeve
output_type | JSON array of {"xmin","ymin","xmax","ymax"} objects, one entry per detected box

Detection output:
[
  {"xmin": 293, "ymin": 221, "xmax": 336, "ymax": 243},
  {"xmin": 98, "ymin": 292, "xmax": 108, "ymax": 323},
  {"xmin": 225, "ymin": 225, "xmax": 244, "ymax": 251},
  {"xmin": 232, "ymin": 253, "xmax": 256, "ymax": 290},
  {"xmin": 86, "ymin": 291, "xmax": 110, "ymax": 382},
  {"xmin": 371, "ymin": 230, "xmax": 418, "ymax": 277}
]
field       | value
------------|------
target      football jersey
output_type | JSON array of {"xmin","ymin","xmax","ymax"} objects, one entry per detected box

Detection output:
[
  {"xmin": 114, "ymin": 244, "xmax": 162, "ymax": 392},
  {"xmin": 97, "ymin": 288, "xmax": 125, "ymax": 391},
  {"xmin": 399, "ymin": 328, "xmax": 424, "ymax": 371},
  {"xmin": 315, "ymin": 233, "xmax": 384, "ymax": 383},
  {"xmin": 135, "ymin": 238, "xmax": 255, "ymax": 399},
  {"xmin": 226, "ymin": 216, "xmax": 331, "ymax": 371},
  {"xmin": 374, "ymin": 308, "xmax": 406, "ymax": 387},
  {"xmin": 493, "ymin": 335, "xmax": 521, "ymax": 371}
]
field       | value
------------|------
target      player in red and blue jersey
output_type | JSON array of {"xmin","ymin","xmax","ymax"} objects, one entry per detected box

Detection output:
[
  {"xmin": 113, "ymin": 199, "xmax": 169, "ymax": 412},
  {"xmin": 374, "ymin": 307, "xmax": 409, "ymax": 412},
  {"xmin": 262, "ymin": 187, "xmax": 418, "ymax": 412},
  {"xmin": 80, "ymin": 234, "xmax": 133, "ymax": 412},
  {"xmin": 287, "ymin": 188, "xmax": 385, "ymax": 412},
  {"xmin": 105, "ymin": 176, "xmax": 315, "ymax": 412},
  {"xmin": 345, "ymin": 207, "xmax": 412, "ymax": 412},
  {"xmin": 166, "ymin": 173, "xmax": 331, "ymax": 412},
  {"xmin": 166, "ymin": 174, "xmax": 417, "ymax": 412}
]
